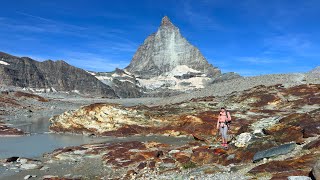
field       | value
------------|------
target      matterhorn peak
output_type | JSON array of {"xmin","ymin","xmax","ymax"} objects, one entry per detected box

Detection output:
[
  {"xmin": 160, "ymin": 16, "xmax": 174, "ymax": 27},
  {"xmin": 126, "ymin": 16, "xmax": 221, "ymax": 79}
]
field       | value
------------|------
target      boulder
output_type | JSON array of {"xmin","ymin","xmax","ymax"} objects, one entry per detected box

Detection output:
[
  {"xmin": 263, "ymin": 124, "xmax": 303, "ymax": 143},
  {"xmin": 249, "ymin": 153, "xmax": 319, "ymax": 179},
  {"xmin": 253, "ymin": 143, "xmax": 296, "ymax": 162},
  {"xmin": 20, "ymin": 163, "xmax": 39, "ymax": 170},
  {"xmin": 235, "ymin": 133, "xmax": 252, "ymax": 147},
  {"xmin": 312, "ymin": 159, "xmax": 320, "ymax": 180}
]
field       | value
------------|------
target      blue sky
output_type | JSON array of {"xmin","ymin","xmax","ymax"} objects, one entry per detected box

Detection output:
[{"xmin": 0, "ymin": 0, "xmax": 319, "ymax": 76}]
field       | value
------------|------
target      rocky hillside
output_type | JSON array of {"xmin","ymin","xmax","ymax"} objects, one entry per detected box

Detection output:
[
  {"xmin": 0, "ymin": 52, "xmax": 117, "ymax": 97},
  {"xmin": 91, "ymin": 68, "xmax": 144, "ymax": 98}
]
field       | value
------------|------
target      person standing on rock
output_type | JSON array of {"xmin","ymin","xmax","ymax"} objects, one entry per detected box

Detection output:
[{"xmin": 216, "ymin": 107, "xmax": 231, "ymax": 148}]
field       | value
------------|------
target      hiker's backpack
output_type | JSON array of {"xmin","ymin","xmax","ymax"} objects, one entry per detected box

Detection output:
[{"xmin": 225, "ymin": 111, "xmax": 231, "ymax": 125}]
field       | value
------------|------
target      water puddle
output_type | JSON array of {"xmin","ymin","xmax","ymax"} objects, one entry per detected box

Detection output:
[{"xmin": 0, "ymin": 133, "xmax": 191, "ymax": 159}]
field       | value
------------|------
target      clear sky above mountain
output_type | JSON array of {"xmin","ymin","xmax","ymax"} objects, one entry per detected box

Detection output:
[{"xmin": 0, "ymin": 0, "xmax": 319, "ymax": 76}]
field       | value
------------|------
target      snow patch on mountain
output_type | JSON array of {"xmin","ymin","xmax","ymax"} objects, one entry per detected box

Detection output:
[
  {"xmin": 0, "ymin": 60, "xmax": 10, "ymax": 65},
  {"xmin": 164, "ymin": 65, "xmax": 201, "ymax": 76}
]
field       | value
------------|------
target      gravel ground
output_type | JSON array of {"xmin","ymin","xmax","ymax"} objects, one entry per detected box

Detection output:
[{"xmin": 156, "ymin": 73, "xmax": 319, "ymax": 106}]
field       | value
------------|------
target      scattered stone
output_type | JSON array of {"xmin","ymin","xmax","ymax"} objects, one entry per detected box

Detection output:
[
  {"xmin": 226, "ymin": 154, "xmax": 235, "ymax": 161},
  {"xmin": 40, "ymin": 166, "xmax": 50, "ymax": 171},
  {"xmin": 168, "ymin": 150, "xmax": 180, "ymax": 154},
  {"xmin": 23, "ymin": 175, "xmax": 37, "ymax": 179},
  {"xmin": 24, "ymin": 175, "xmax": 32, "ymax": 180},
  {"xmin": 6, "ymin": 156, "xmax": 19, "ymax": 163},
  {"xmin": 20, "ymin": 163, "xmax": 39, "ymax": 170},
  {"xmin": 17, "ymin": 158, "xmax": 28, "ymax": 164},
  {"xmin": 235, "ymin": 133, "xmax": 252, "ymax": 147},
  {"xmin": 42, "ymin": 175, "xmax": 58, "ymax": 179},
  {"xmin": 287, "ymin": 176, "xmax": 311, "ymax": 180},
  {"xmin": 253, "ymin": 143, "xmax": 296, "ymax": 162}
]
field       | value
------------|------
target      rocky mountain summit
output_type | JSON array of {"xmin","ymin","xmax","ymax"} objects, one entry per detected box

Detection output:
[
  {"xmin": 125, "ymin": 16, "xmax": 220, "ymax": 78},
  {"xmin": 0, "ymin": 52, "xmax": 117, "ymax": 97},
  {"xmin": 96, "ymin": 16, "xmax": 239, "ymax": 97}
]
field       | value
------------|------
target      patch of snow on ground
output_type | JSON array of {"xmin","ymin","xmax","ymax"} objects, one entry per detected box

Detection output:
[
  {"xmin": 118, "ymin": 79, "xmax": 135, "ymax": 84},
  {"xmin": 0, "ymin": 60, "xmax": 10, "ymax": 65},
  {"xmin": 71, "ymin": 90, "xmax": 80, "ymax": 94},
  {"xmin": 86, "ymin": 71, "xmax": 96, "ymax": 76},
  {"xmin": 96, "ymin": 76, "xmax": 112, "ymax": 81}
]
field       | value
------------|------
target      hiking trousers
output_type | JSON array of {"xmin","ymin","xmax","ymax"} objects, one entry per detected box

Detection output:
[{"xmin": 220, "ymin": 126, "xmax": 228, "ymax": 140}]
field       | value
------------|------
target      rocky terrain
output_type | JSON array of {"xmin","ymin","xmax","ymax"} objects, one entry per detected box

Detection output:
[
  {"xmin": 0, "ymin": 52, "xmax": 116, "ymax": 98},
  {"xmin": 40, "ymin": 81, "xmax": 320, "ymax": 179},
  {"xmin": 0, "ymin": 71, "xmax": 319, "ymax": 179}
]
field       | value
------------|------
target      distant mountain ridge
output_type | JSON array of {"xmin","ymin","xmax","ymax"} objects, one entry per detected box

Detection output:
[{"xmin": 0, "ymin": 52, "xmax": 117, "ymax": 97}]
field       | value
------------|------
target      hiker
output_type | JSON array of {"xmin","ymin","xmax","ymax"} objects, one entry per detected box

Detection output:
[{"xmin": 216, "ymin": 107, "xmax": 231, "ymax": 148}]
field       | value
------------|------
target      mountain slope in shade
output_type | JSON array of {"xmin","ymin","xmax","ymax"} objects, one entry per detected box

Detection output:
[
  {"xmin": 92, "ymin": 68, "xmax": 144, "ymax": 98},
  {"xmin": 0, "ymin": 52, "xmax": 117, "ymax": 98},
  {"xmin": 125, "ymin": 16, "xmax": 221, "ymax": 79}
]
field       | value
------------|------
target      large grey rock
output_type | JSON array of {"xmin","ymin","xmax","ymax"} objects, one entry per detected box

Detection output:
[
  {"xmin": 312, "ymin": 159, "xmax": 320, "ymax": 180},
  {"xmin": 125, "ymin": 16, "xmax": 221, "ymax": 79},
  {"xmin": 0, "ymin": 52, "xmax": 117, "ymax": 97},
  {"xmin": 253, "ymin": 143, "xmax": 296, "ymax": 162}
]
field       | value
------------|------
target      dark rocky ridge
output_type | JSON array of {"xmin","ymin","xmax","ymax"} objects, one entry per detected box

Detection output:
[{"xmin": 0, "ymin": 52, "xmax": 117, "ymax": 97}]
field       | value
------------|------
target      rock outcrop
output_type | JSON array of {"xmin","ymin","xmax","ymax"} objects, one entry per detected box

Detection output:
[
  {"xmin": 49, "ymin": 103, "xmax": 158, "ymax": 135},
  {"xmin": 0, "ymin": 122, "xmax": 24, "ymax": 136},
  {"xmin": 0, "ymin": 52, "xmax": 117, "ymax": 97}
]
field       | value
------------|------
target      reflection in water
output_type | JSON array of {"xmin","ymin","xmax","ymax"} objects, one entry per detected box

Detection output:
[{"xmin": 7, "ymin": 110, "xmax": 64, "ymax": 133}]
